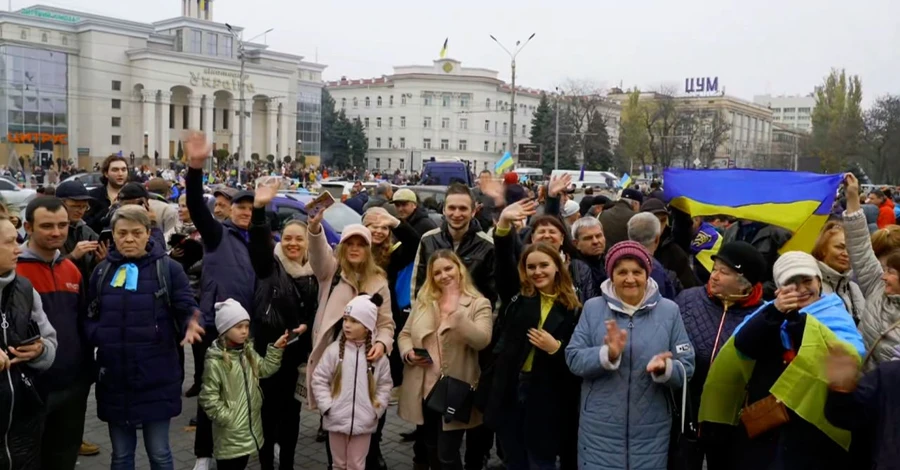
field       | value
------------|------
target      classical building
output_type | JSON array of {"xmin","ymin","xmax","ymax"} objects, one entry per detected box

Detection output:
[
  {"xmin": 753, "ymin": 94, "xmax": 815, "ymax": 133},
  {"xmin": 326, "ymin": 57, "xmax": 551, "ymax": 173},
  {"xmin": 0, "ymin": 1, "xmax": 325, "ymax": 169}
]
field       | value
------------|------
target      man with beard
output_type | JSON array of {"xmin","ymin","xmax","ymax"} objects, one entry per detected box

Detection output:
[{"xmin": 84, "ymin": 155, "xmax": 129, "ymax": 233}]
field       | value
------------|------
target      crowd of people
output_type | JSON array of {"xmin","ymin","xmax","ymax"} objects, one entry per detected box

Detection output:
[{"xmin": 1, "ymin": 129, "xmax": 900, "ymax": 470}]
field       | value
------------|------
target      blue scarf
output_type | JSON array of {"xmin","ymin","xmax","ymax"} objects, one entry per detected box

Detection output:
[{"xmin": 110, "ymin": 263, "xmax": 139, "ymax": 291}]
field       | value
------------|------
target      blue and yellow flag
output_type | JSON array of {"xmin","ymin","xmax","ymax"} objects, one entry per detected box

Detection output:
[
  {"xmin": 494, "ymin": 151, "xmax": 513, "ymax": 175},
  {"xmin": 619, "ymin": 173, "xmax": 633, "ymax": 189},
  {"xmin": 663, "ymin": 169, "xmax": 842, "ymax": 253},
  {"xmin": 439, "ymin": 38, "xmax": 448, "ymax": 59}
]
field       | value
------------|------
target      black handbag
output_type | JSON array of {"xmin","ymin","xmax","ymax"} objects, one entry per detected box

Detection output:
[
  {"xmin": 423, "ymin": 332, "xmax": 476, "ymax": 424},
  {"xmin": 667, "ymin": 360, "xmax": 700, "ymax": 470}
]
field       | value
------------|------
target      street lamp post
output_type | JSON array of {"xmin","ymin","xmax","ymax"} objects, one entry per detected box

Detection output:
[
  {"xmin": 554, "ymin": 87, "xmax": 563, "ymax": 170},
  {"xmin": 226, "ymin": 24, "xmax": 273, "ymax": 185},
  {"xmin": 490, "ymin": 33, "xmax": 535, "ymax": 164}
]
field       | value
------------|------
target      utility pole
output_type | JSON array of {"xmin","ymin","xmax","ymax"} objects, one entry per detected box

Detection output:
[
  {"xmin": 554, "ymin": 87, "xmax": 562, "ymax": 170},
  {"xmin": 226, "ymin": 24, "xmax": 273, "ymax": 186},
  {"xmin": 490, "ymin": 33, "xmax": 535, "ymax": 165}
]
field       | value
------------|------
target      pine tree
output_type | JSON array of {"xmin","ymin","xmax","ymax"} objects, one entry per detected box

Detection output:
[
  {"xmin": 529, "ymin": 93, "xmax": 578, "ymax": 173},
  {"xmin": 330, "ymin": 110, "xmax": 351, "ymax": 169},
  {"xmin": 321, "ymin": 89, "xmax": 338, "ymax": 164},
  {"xmin": 583, "ymin": 110, "xmax": 613, "ymax": 171},
  {"xmin": 348, "ymin": 119, "xmax": 368, "ymax": 168}
]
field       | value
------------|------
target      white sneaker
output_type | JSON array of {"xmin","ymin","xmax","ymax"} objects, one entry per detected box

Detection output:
[
  {"xmin": 274, "ymin": 443, "xmax": 280, "ymax": 465},
  {"xmin": 389, "ymin": 386, "xmax": 401, "ymax": 405},
  {"xmin": 193, "ymin": 457, "xmax": 211, "ymax": 470}
]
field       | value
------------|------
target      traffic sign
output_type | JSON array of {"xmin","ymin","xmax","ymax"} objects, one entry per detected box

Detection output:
[{"xmin": 517, "ymin": 143, "xmax": 541, "ymax": 167}]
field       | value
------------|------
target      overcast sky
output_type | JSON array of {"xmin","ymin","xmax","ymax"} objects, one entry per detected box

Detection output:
[{"xmin": 31, "ymin": 0, "xmax": 900, "ymax": 104}]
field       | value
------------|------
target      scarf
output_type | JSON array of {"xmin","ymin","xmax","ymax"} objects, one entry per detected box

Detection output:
[
  {"xmin": 699, "ymin": 294, "xmax": 864, "ymax": 450},
  {"xmin": 274, "ymin": 242, "xmax": 314, "ymax": 278},
  {"xmin": 111, "ymin": 263, "xmax": 139, "ymax": 291},
  {"xmin": 705, "ymin": 282, "xmax": 764, "ymax": 309}
]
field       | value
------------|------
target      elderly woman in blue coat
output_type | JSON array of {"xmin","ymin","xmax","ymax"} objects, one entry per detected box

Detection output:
[
  {"xmin": 84, "ymin": 205, "xmax": 204, "ymax": 470},
  {"xmin": 566, "ymin": 241, "xmax": 695, "ymax": 470}
]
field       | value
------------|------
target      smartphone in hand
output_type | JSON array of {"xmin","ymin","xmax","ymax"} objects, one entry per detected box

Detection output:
[{"xmin": 305, "ymin": 192, "xmax": 335, "ymax": 217}]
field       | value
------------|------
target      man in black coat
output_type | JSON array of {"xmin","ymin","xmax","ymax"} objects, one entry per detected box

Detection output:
[
  {"xmin": 391, "ymin": 188, "xmax": 437, "ymax": 236},
  {"xmin": 83, "ymin": 155, "xmax": 129, "ymax": 233},
  {"xmin": 641, "ymin": 198, "xmax": 700, "ymax": 290}
]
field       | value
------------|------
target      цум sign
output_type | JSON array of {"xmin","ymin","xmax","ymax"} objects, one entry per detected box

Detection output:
[
  {"xmin": 19, "ymin": 8, "xmax": 81, "ymax": 23},
  {"xmin": 684, "ymin": 77, "xmax": 719, "ymax": 94}
]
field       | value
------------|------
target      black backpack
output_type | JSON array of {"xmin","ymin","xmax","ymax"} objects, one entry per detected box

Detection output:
[{"xmin": 89, "ymin": 257, "xmax": 175, "ymax": 332}]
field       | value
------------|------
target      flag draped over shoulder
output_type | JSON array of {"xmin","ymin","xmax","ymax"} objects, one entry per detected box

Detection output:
[{"xmin": 663, "ymin": 169, "xmax": 843, "ymax": 253}]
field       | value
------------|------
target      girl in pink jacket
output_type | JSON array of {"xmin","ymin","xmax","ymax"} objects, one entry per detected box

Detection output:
[{"xmin": 311, "ymin": 293, "xmax": 393, "ymax": 470}]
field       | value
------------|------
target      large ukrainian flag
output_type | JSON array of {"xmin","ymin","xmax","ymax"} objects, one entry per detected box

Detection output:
[{"xmin": 663, "ymin": 169, "xmax": 843, "ymax": 253}]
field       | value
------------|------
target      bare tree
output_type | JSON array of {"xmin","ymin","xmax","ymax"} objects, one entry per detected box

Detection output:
[
  {"xmin": 642, "ymin": 86, "xmax": 683, "ymax": 169},
  {"xmin": 677, "ymin": 109, "xmax": 732, "ymax": 168},
  {"xmin": 560, "ymin": 79, "xmax": 611, "ymax": 159}
]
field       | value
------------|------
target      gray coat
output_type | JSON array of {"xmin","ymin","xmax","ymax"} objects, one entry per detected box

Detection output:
[
  {"xmin": 565, "ymin": 280, "xmax": 695, "ymax": 470},
  {"xmin": 816, "ymin": 260, "xmax": 865, "ymax": 321},
  {"xmin": 844, "ymin": 208, "xmax": 900, "ymax": 367}
]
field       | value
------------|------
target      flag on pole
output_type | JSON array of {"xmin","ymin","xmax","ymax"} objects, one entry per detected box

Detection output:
[
  {"xmin": 619, "ymin": 173, "xmax": 633, "ymax": 188},
  {"xmin": 494, "ymin": 151, "xmax": 513, "ymax": 174},
  {"xmin": 439, "ymin": 38, "xmax": 448, "ymax": 59},
  {"xmin": 578, "ymin": 164, "xmax": 585, "ymax": 182},
  {"xmin": 199, "ymin": 0, "xmax": 206, "ymax": 11},
  {"xmin": 663, "ymin": 169, "xmax": 843, "ymax": 253}
]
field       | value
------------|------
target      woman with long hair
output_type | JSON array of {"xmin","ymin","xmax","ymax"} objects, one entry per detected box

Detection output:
[
  {"xmin": 303, "ymin": 207, "xmax": 395, "ymax": 460},
  {"xmin": 248, "ymin": 181, "xmax": 314, "ymax": 470},
  {"xmin": 398, "ymin": 250, "xmax": 493, "ymax": 470},
  {"xmin": 481, "ymin": 240, "xmax": 582, "ymax": 469},
  {"xmin": 362, "ymin": 206, "xmax": 422, "ymax": 469},
  {"xmin": 811, "ymin": 220, "xmax": 865, "ymax": 322}
]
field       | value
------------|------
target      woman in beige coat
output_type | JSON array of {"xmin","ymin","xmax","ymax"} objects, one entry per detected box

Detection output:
[
  {"xmin": 303, "ymin": 209, "xmax": 395, "ymax": 414},
  {"xmin": 398, "ymin": 249, "xmax": 493, "ymax": 470}
]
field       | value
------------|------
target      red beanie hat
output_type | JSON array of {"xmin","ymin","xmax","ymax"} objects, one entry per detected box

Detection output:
[{"xmin": 503, "ymin": 172, "xmax": 519, "ymax": 185}]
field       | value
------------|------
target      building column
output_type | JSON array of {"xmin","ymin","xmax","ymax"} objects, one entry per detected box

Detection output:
[
  {"xmin": 230, "ymin": 99, "xmax": 240, "ymax": 162},
  {"xmin": 244, "ymin": 99, "xmax": 253, "ymax": 160},
  {"xmin": 203, "ymin": 95, "xmax": 215, "ymax": 149},
  {"xmin": 188, "ymin": 93, "xmax": 202, "ymax": 131},
  {"xmin": 281, "ymin": 102, "xmax": 294, "ymax": 161},
  {"xmin": 158, "ymin": 91, "xmax": 172, "ymax": 166},
  {"xmin": 142, "ymin": 89, "xmax": 157, "ymax": 161},
  {"xmin": 267, "ymin": 99, "xmax": 278, "ymax": 158},
  {"xmin": 277, "ymin": 102, "xmax": 289, "ymax": 161}
]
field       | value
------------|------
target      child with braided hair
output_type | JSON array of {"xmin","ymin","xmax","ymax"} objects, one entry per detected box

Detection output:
[{"xmin": 311, "ymin": 293, "xmax": 393, "ymax": 470}]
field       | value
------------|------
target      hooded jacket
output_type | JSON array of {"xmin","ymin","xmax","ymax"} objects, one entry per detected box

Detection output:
[
  {"xmin": 83, "ymin": 238, "xmax": 199, "ymax": 423},
  {"xmin": 817, "ymin": 260, "xmax": 865, "ymax": 322},
  {"xmin": 565, "ymin": 279, "xmax": 695, "ymax": 470},
  {"xmin": 877, "ymin": 198, "xmax": 896, "ymax": 229},
  {"xmin": 844, "ymin": 209, "xmax": 900, "ymax": 367},
  {"xmin": 199, "ymin": 340, "xmax": 283, "ymax": 460},
  {"xmin": 311, "ymin": 338, "xmax": 392, "ymax": 436},
  {"xmin": 405, "ymin": 205, "xmax": 438, "ymax": 237},
  {"xmin": 16, "ymin": 246, "xmax": 88, "ymax": 391}
]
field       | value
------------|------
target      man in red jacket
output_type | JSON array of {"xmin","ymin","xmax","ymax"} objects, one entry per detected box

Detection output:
[{"xmin": 867, "ymin": 189, "xmax": 896, "ymax": 228}]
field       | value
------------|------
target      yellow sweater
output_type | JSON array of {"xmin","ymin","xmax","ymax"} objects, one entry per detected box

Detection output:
[{"xmin": 522, "ymin": 292, "xmax": 556, "ymax": 372}]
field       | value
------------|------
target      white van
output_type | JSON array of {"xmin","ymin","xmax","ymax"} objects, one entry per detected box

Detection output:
[{"xmin": 550, "ymin": 170, "xmax": 619, "ymax": 190}]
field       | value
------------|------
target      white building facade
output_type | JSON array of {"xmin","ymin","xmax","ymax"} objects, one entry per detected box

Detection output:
[
  {"xmin": 752, "ymin": 94, "xmax": 815, "ymax": 133},
  {"xmin": 0, "ymin": 1, "xmax": 325, "ymax": 168},
  {"xmin": 326, "ymin": 58, "xmax": 551, "ymax": 173}
]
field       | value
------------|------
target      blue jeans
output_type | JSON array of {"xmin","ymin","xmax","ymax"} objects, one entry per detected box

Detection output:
[{"xmin": 108, "ymin": 420, "xmax": 174, "ymax": 470}]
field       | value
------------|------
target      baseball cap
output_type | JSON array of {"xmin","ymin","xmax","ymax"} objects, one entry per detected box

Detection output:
[
  {"xmin": 232, "ymin": 190, "xmax": 255, "ymax": 204},
  {"xmin": 55, "ymin": 180, "xmax": 93, "ymax": 201},
  {"xmin": 213, "ymin": 187, "xmax": 237, "ymax": 200},
  {"xmin": 118, "ymin": 182, "xmax": 149, "ymax": 201},
  {"xmin": 391, "ymin": 188, "xmax": 417, "ymax": 204},
  {"xmin": 621, "ymin": 188, "xmax": 644, "ymax": 204},
  {"xmin": 640, "ymin": 198, "xmax": 668, "ymax": 215},
  {"xmin": 147, "ymin": 178, "xmax": 171, "ymax": 195}
]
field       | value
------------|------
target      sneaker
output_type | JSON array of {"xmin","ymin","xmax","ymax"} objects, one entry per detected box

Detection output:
[
  {"xmin": 78, "ymin": 440, "xmax": 100, "ymax": 456},
  {"xmin": 274, "ymin": 444, "xmax": 280, "ymax": 465},
  {"xmin": 389, "ymin": 386, "xmax": 400, "ymax": 405},
  {"xmin": 193, "ymin": 457, "xmax": 211, "ymax": 470}
]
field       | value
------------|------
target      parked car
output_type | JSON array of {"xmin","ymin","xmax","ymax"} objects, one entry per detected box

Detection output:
[
  {"xmin": 0, "ymin": 178, "xmax": 35, "ymax": 211},
  {"xmin": 62, "ymin": 172, "xmax": 104, "ymax": 190},
  {"xmin": 318, "ymin": 180, "xmax": 400, "ymax": 201}
]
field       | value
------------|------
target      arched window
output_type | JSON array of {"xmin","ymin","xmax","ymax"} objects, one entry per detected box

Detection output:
[
  {"xmin": 353, "ymin": 97, "xmax": 358, "ymax": 107},
  {"xmin": 377, "ymin": 96, "xmax": 382, "ymax": 107},
  {"xmin": 365, "ymin": 97, "xmax": 371, "ymax": 107}
]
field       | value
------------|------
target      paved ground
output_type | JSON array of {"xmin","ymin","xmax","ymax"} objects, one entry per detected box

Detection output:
[{"xmin": 78, "ymin": 348, "xmax": 423, "ymax": 470}]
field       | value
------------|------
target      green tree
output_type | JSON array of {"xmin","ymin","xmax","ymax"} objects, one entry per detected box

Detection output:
[
  {"xmin": 583, "ymin": 110, "xmax": 612, "ymax": 171},
  {"xmin": 529, "ymin": 93, "xmax": 577, "ymax": 173},
  {"xmin": 348, "ymin": 118, "xmax": 368, "ymax": 168},
  {"xmin": 266, "ymin": 154, "xmax": 275, "ymax": 163},
  {"xmin": 176, "ymin": 140, "xmax": 183, "ymax": 162},
  {"xmin": 321, "ymin": 89, "xmax": 338, "ymax": 164},
  {"xmin": 330, "ymin": 110, "xmax": 352, "ymax": 169},
  {"xmin": 618, "ymin": 89, "xmax": 650, "ymax": 174},
  {"xmin": 862, "ymin": 95, "xmax": 900, "ymax": 183},
  {"xmin": 811, "ymin": 69, "xmax": 864, "ymax": 173}
]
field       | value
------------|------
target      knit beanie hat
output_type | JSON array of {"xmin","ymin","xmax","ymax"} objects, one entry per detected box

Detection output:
[
  {"xmin": 605, "ymin": 240, "xmax": 653, "ymax": 277},
  {"xmin": 773, "ymin": 251, "xmax": 822, "ymax": 288},
  {"xmin": 343, "ymin": 293, "xmax": 384, "ymax": 333},
  {"xmin": 214, "ymin": 298, "xmax": 250, "ymax": 336}
]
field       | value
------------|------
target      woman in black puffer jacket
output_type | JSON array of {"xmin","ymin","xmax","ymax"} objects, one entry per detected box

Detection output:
[
  {"xmin": 673, "ymin": 241, "xmax": 767, "ymax": 470},
  {"xmin": 249, "ymin": 187, "xmax": 316, "ymax": 470}
]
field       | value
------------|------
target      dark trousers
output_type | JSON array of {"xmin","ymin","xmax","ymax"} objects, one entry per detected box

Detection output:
[
  {"xmin": 422, "ymin": 404, "xmax": 466, "ymax": 470},
  {"xmin": 496, "ymin": 376, "xmax": 556, "ymax": 470},
  {"xmin": 193, "ymin": 334, "xmax": 214, "ymax": 458},
  {"xmin": 259, "ymin": 367, "xmax": 302, "ymax": 470},
  {"xmin": 365, "ymin": 413, "xmax": 387, "ymax": 469},
  {"xmin": 41, "ymin": 375, "xmax": 91, "ymax": 469},
  {"xmin": 464, "ymin": 425, "xmax": 492, "ymax": 470},
  {"xmin": 217, "ymin": 455, "xmax": 250, "ymax": 470}
]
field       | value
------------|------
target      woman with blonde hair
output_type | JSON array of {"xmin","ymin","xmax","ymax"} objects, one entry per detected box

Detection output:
[
  {"xmin": 481, "ymin": 240, "xmax": 583, "ymax": 469},
  {"xmin": 811, "ymin": 220, "xmax": 865, "ymax": 321},
  {"xmin": 303, "ymin": 208, "xmax": 395, "ymax": 464},
  {"xmin": 398, "ymin": 250, "xmax": 493, "ymax": 470}
]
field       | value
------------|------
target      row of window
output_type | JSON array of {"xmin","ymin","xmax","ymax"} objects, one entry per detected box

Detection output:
[
  {"xmin": 340, "ymin": 95, "xmax": 535, "ymax": 115},
  {"xmin": 174, "ymin": 29, "xmax": 234, "ymax": 58},
  {"xmin": 19, "ymin": 28, "xmax": 70, "ymax": 46},
  {"xmin": 774, "ymin": 107, "xmax": 812, "ymax": 114},
  {"xmin": 359, "ymin": 115, "xmax": 527, "ymax": 135},
  {"xmin": 367, "ymin": 136, "xmax": 508, "ymax": 153}
]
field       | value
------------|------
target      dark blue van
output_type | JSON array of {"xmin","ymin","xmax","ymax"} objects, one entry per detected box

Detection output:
[{"xmin": 420, "ymin": 160, "xmax": 474, "ymax": 186}]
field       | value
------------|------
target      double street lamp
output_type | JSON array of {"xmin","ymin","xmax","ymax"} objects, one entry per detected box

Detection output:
[{"xmin": 490, "ymin": 33, "xmax": 535, "ymax": 163}]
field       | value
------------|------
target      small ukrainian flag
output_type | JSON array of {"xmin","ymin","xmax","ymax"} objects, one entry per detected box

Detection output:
[
  {"xmin": 619, "ymin": 173, "xmax": 633, "ymax": 188},
  {"xmin": 439, "ymin": 38, "xmax": 448, "ymax": 59},
  {"xmin": 494, "ymin": 151, "xmax": 513, "ymax": 175}
]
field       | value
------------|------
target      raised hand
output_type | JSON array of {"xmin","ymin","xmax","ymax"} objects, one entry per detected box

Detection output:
[
  {"xmin": 364, "ymin": 207, "xmax": 400, "ymax": 228},
  {"xmin": 604, "ymin": 320, "xmax": 628, "ymax": 362},
  {"xmin": 498, "ymin": 199, "xmax": 537, "ymax": 229},
  {"xmin": 548, "ymin": 173, "xmax": 572, "ymax": 198},
  {"xmin": 826, "ymin": 343, "xmax": 860, "ymax": 393},
  {"xmin": 843, "ymin": 173, "xmax": 860, "ymax": 212},
  {"xmin": 254, "ymin": 177, "xmax": 281, "ymax": 209},
  {"xmin": 647, "ymin": 351, "xmax": 673, "ymax": 375},
  {"xmin": 184, "ymin": 131, "xmax": 211, "ymax": 170},
  {"xmin": 308, "ymin": 206, "xmax": 325, "ymax": 234}
]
